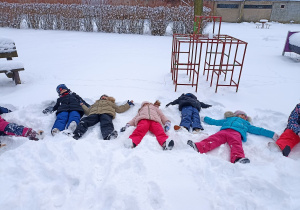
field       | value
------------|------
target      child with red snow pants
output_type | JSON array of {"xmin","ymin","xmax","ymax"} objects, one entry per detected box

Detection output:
[
  {"xmin": 121, "ymin": 100, "xmax": 174, "ymax": 150},
  {"xmin": 187, "ymin": 110, "xmax": 279, "ymax": 164},
  {"xmin": 274, "ymin": 103, "xmax": 300, "ymax": 156}
]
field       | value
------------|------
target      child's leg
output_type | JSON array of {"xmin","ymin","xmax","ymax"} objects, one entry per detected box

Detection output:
[
  {"xmin": 129, "ymin": 120, "xmax": 150, "ymax": 146},
  {"xmin": 52, "ymin": 112, "xmax": 69, "ymax": 131},
  {"xmin": 226, "ymin": 129, "xmax": 245, "ymax": 163},
  {"xmin": 191, "ymin": 107, "xmax": 203, "ymax": 130},
  {"xmin": 195, "ymin": 130, "xmax": 228, "ymax": 153},
  {"xmin": 276, "ymin": 129, "xmax": 300, "ymax": 152},
  {"xmin": 149, "ymin": 121, "xmax": 169, "ymax": 146},
  {"xmin": 3, "ymin": 123, "xmax": 29, "ymax": 136},
  {"xmin": 66, "ymin": 111, "xmax": 81, "ymax": 129},
  {"xmin": 73, "ymin": 114, "xmax": 100, "ymax": 139},
  {"xmin": 99, "ymin": 114, "xmax": 114, "ymax": 139},
  {"xmin": 180, "ymin": 106, "xmax": 193, "ymax": 130}
]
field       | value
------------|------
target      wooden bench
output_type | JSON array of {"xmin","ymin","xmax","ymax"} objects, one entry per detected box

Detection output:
[{"xmin": 0, "ymin": 38, "xmax": 24, "ymax": 84}]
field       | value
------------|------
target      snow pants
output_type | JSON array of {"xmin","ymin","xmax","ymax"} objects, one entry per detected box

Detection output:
[
  {"xmin": 276, "ymin": 129, "xmax": 300, "ymax": 152},
  {"xmin": 0, "ymin": 118, "xmax": 31, "ymax": 138},
  {"xmin": 194, "ymin": 129, "xmax": 245, "ymax": 163},
  {"xmin": 129, "ymin": 119, "xmax": 168, "ymax": 147},
  {"xmin": 73, "ymin": 114, "xmax": 114, "ymax": 139},
  {"xmin": 52, "ymin": 111, "xmax": 81, "ymax": 131},
  {"xmin": 180, "ymin": 106, "xmax": 203, "ymax": 130}
]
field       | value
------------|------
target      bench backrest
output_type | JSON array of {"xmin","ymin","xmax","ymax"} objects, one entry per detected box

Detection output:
[{"xmin": 0, "ymin": 38, "xmax": 18, "ymax": 59}]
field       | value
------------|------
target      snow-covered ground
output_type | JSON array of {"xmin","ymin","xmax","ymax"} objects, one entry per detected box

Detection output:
[{"xmin": 1, "ymin": 22, "xmax": 300, "ymax": 210}]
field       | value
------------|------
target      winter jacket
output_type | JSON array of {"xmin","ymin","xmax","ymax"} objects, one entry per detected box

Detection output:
[
  {"xmin": 286, "ymin": 103, "xmax": 300, "ymax": 134},
  {"xmin": 82, "ymin": 97, "xmax": 130, "ymax": 119},
  {"xmin": 0, "ymin": 116, "xmax": 9, "ymax": 132},
  {"xmin": 128, "ymin": 102, "xmax": 170, "ymax": 126},
  {"xmin": 52, "ymin": 92, "xmax": 89, "ymax": 117},
  {"xmin": 166, "ymin": 93, "xmax": 211, "ymax": 111},
  {"xmin": 203, "ymin": 116, "xmax": 275, "ymax": 142}
]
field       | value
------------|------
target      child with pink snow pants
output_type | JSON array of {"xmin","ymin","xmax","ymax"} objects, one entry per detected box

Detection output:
[{"xmin": 187, "ymin": 110, "xmax": 279, "ymax": 164}]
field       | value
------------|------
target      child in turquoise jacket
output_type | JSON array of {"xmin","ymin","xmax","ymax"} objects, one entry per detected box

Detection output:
[{"xmin": 187, "ymin": 110, "xmax": 279, "ymax": 164}]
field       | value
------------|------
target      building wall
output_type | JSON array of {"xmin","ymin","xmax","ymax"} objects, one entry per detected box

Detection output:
[
  {"xmin": 271, "ymin": 2, "xmax": 300, "ymax": 23},
  {"xmin": 214, "ymin": 1, "xmax": 300, "ymax": 23}
]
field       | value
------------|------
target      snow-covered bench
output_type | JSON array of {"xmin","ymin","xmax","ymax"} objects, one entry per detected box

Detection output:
[
  {"xmin": 282, "ymin": 31, "xmax": 300, "ymax": 56},
  {"xmin": 0, "ymin": 38, "xmax": 24, "ymax": 84}
]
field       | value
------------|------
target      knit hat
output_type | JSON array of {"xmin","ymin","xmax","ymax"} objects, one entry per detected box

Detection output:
[
  {"xmin": 100, "ymin": 94, "xmax": 108, "ymax": 99},
  {"xmin": 56, "ymin": 84, "xmax": 68, "ymax": 94},
  {"xmin": 234, "ymin": 110, "xmax": 247, "ymax": 117}
]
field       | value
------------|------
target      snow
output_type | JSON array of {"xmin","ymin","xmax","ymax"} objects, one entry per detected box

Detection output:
[
  {"xmin": 1, "ymin": 22, "xmax": 300, "ymax": 210},
  {"xmin": 0, "ymin": 37, "xmax": 16, "ymax": 53},
  {"xmin": 0, "ymin": 60, "xmax": 24, "ymax": 71},
  {"xmin": 289, "ymin": 32, "xmax": 300, "ymax": 47}
]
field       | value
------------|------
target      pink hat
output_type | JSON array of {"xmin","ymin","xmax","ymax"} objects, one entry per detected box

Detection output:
[{"xmin": 234, "ymin": 110, "xmax": 247, "ymax": 117}]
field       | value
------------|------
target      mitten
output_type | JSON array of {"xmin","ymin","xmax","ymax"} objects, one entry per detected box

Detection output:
[
  {"xmin": 165, "ymin": 103, "xmax": 171, "ymax": 107},
  {"xmin": 272, "ymin": 133, "xmax": 279, "ymax": 141},
  {"xmin": 164, "ymin": 121, "xmax": 171, "ymax": 132},
  {"xmin": 43, "ymin": 106, "xmax": 53, "ymax": 114},
  {"xmin": 120, "ymin": 123, "xmax": 130, "ymax": 132},
  {"xmin": 127, "ymin": 100, "xmax": 134, "ymax": 106},
  {"xmin": 200, "ymin": 116, "xmax": 205, "ymax": 122}
]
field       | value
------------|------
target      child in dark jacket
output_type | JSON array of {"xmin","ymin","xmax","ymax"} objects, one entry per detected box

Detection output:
[
  {"xmin": 269, "ymin": 103, "xmax": 300, "ymax": 157},
  {"xmin": 43, "ymin": 84, "xmax": 89, "ymax": 136},
  {"xmin": 0, "ymin": 106, "xmax": 44, "ymax": 144},
  {"xmin": 73, "ymin": 94, "xmax": 133, "ymax": 140},
  {"xmin": 187, "ymin": 110, "xmax": 279, "ymax": 164},
  {"xmin": 166, "ymin": 93, "xmax": 211, "ymax": 132}
]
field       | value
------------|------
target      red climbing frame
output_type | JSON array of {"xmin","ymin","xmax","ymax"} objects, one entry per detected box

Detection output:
[{"xmin": 170, "ymin": 16, "xmax": 248, "ymax": 93}]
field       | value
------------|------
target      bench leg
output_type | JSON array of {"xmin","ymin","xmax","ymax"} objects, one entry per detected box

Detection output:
[{"xmin": 12, "ymin": 71, "xmax": 21, "ymax": 84}]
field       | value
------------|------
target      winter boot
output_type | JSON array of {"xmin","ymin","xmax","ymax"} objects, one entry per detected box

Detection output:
[
  {"xmin": 187, "ymin": 140, "xmax": 199, "ymax": 152},
  {"xmin": 51, "ymin": 128, "xmax": 60, "ymax": 136},
  {"xmin": 124, "ymin": 138, "xmax": 136, "ymax": 148},
  {"xmin": 282, "ymin": 145, "xmax": 291, "ymax": 157},
  {"xmin": 104, "ymin": 130, "xmax": 118, "ymax": 140},
  {"xmin": 27, "ymin": 129, "xmax": 44, "ymax": 141},
  {"xmin": 162, "ymin": 139, "xmax": 174, "ymax": 150},
  {"xmin": 234, "ymin": 157, "xmax": 250, "ymax": 164},
  {"xmin": 68, "ymin": 121, "xmax": 77, "ymax": 133}
]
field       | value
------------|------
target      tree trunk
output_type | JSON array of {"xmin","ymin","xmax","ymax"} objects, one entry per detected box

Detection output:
[{"xmin": 194, "ymin": 0, "xmax": 203, "ymax": 33}]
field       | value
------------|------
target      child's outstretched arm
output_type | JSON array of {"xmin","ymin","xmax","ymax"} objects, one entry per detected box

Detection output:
[
  {"xmin": 247, "ymin": 124, "xmax": 276, "ymax": 139},
  {"xmin": 200, "ymin": 102, "xmax": 212, "ymax": 109},
  {"xmin": 166, "ymin": 99, "xmax": 179, "ymax": 107}
]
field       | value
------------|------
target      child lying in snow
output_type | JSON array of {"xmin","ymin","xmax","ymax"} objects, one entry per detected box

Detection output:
[
  {"xmin": 73, "ymin": 94, "xmax": 134, "ymax": 140},
  {"xmin": 0, "ymin": 106, "xmax": 44, "ymax": 143},
  {"xmin": 269, "ymin": 103, "xmax": 300, "ymax": 157},
  {"xmin": 43, "ymin": 84, "xmax": 90, "ymax": 136},
  {"xmin": 187, "ymin": 110, "xmax": 279, "ymax": 164},
  {"xmin": 166, "ymin": 93, "xmax": 211, "ymax": 133},
  {"xmin": 121, "ymin": 100, "xmax": 174, "ymax": 150}
]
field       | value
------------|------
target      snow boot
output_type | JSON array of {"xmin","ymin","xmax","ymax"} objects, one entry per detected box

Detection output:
[
  {"xmin": 187, "ymin": 140, "xmax": 199, "ymax": 152},
  {"xmin": 282, "ymin": 145, "xmax": 291, "ymax": 157},
  {"xmin": 234, "ymin": 157, "xmax": 250, "ymax": 164},
  {"xmin": 68, "ymin": 121, "xmax": 77, "ymax": 133},
  {"xmin": 27, "ymin": 129, "xmax": 44, "ymax": 141},
  {"xmin": 51, "ymin": 128, "xmax": 60, "ymax": 136},
  {"xmin": 162, "ymin": 139, "xmax": 174, "ymax": 150},
  {"xmin": 104, "ymin": 130, "xmax": 118, "ymax": 140}
]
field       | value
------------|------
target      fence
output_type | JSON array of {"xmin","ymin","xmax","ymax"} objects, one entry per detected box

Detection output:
[{"xmin": 0, "ymin": 2, "xmax": 209, "ymax": 35}]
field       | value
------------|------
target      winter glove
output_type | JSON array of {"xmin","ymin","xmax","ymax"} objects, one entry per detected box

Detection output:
[
  {"xmin": 164, "ymin": 121, "xmax": 171, "ymax": 132},
  {"xmin": 272, "ymin": 133, "xmax": 280, "ymax": 141},
  {"xmin": 120, "ymin": 123, "xmax": 130, "ymax": 132},
  {"xmin": 165, "ymin": 103, "xmax": 171, "ymax": 107},
  {"xmin": 127, "ymin": 100, "xmax": 134, "ymax": 106},
  {"xmin": 42, "ymin": 106, "xmax": 53, "ymax": 114},
  {"xmin": 0, "ymin": 106, "xmax": 12, "ymax": 114},
  {"xmin": 200, "ymin": 116, "xmax": 205, "ymax": 122}
]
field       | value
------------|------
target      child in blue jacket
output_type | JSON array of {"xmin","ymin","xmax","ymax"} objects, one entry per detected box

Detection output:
[
  {"xmin": 166, "ymin": 93, "xmax": 211, "ymax": 132},
  {"xmin": 187, "ymin": 110, "xmax": 279, "ymax": 164}
]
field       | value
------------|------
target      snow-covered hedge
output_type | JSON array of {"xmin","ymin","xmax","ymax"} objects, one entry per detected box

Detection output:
[{"xmin": 0, "ymin": 3, "xmax": 211, "ymax": 35}]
